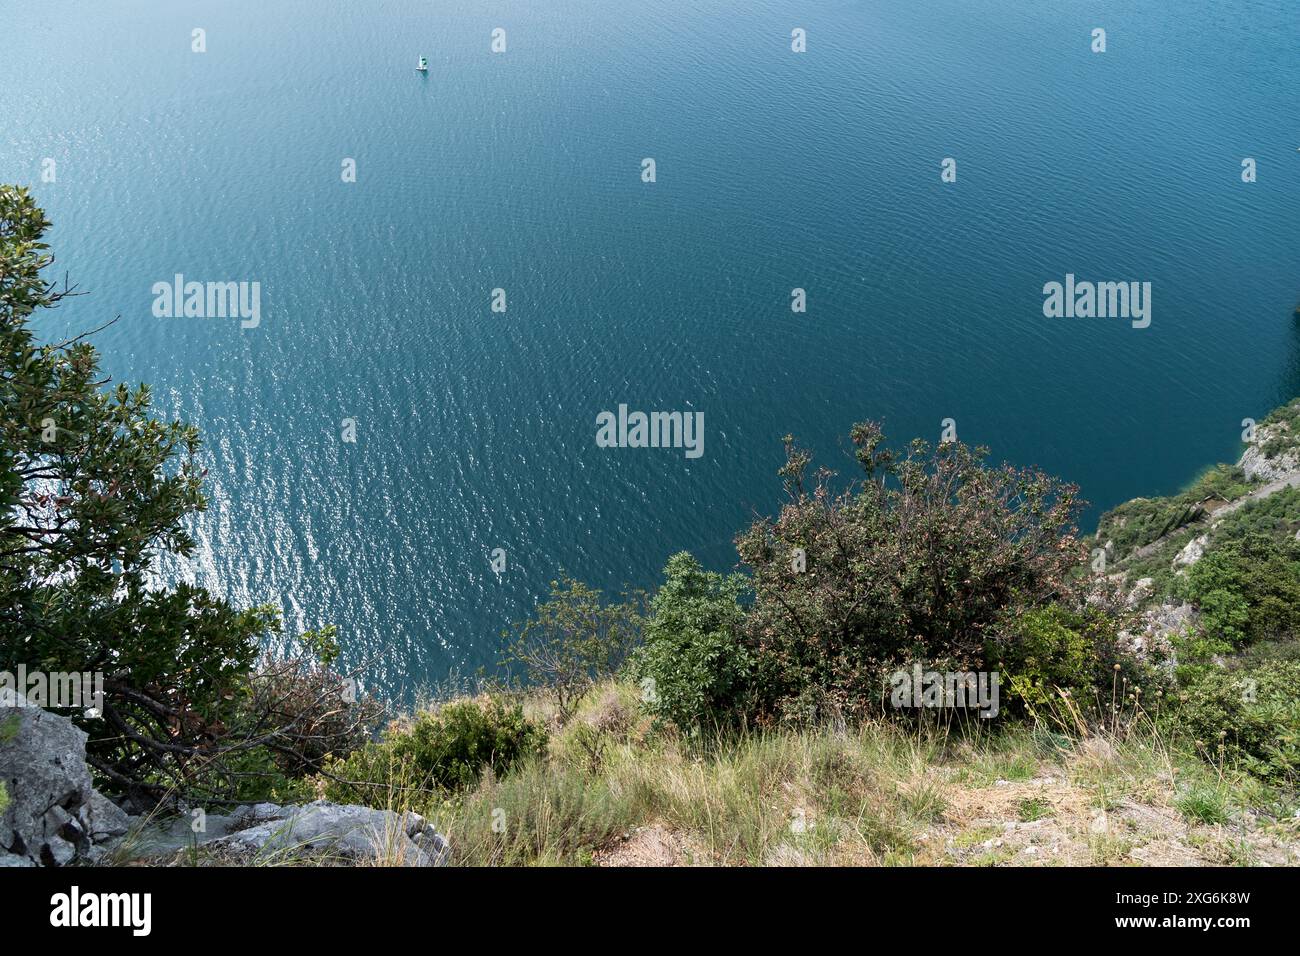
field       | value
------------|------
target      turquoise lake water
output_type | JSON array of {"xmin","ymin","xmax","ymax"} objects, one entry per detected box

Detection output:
[{"xmin": 4, "ymin": 0, "xmax": 1299, "ymax": 697}]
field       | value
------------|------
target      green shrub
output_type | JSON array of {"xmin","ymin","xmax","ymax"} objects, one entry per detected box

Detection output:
[
  {"xmin": 446, "ymin": 759, "xmax": 629, "ymax": 866},
  {"xmin": 1190, "ymin": 587, "xmax": 1251, "ymax": 651},
  {"xmin": 1169, "ymin": 660, "xmax": 1300, "ymax": 783},
  {"xmin": 322, "ymin": 697, "xmax": 547, "ymax": 806},
  {"xmin": 1017, "ymin": 797, "xmax": 1051, "ymax": 822},
  {"xmin": 1170, "ymin": 628, "xmax": 1235, "ymax": 685},
  {"xmin": 1175, "ymin": 786, "xmax": 1229, "ymax": 826},
  {"xmin": 1258, "ymin": 398, "xmax": 1300, "ymax": 459},
  {"xmin": 736, "ymin": 423, "xmax": 1086, "ymax": 719},
  {"xmin": 631, "ymin": 552, "xmax": 752, "ymax": 732},
  {"xmin": 198, "ymin": 745, "xmax": 316, "ymax": 804},
  {"xmin": 1181, "ymin": 532, "xmax": 1300, "ymax": 649},
  {"xmin": 1209, "ymin": 484, "xmax": 1300, "ymax": 540},
  {"xmin": 1238, "ymin": 637, "xmax": 1300, "ymax": 667},
  {"xmin": 989, "ymin": 606, "xmax": 1115, "ymax": 714}
]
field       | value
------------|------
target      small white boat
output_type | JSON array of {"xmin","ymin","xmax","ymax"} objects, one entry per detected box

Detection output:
[{"xmin": 416, "ymin": 56, "xmax": 428, "ymax": 72}]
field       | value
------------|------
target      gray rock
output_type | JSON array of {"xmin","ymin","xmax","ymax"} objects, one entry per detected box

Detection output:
[
  {"xmin": 230, "ymin": 802, "xmax": 286, "ymax": 827},
  {"xmin": 0, "ymin": 689, "xmax": 141, "ymax": 865},
  {"xmin": 201, "ymin": 801, "xmax": 449, "ymax": 867},
  {"xmin": 45, "ymin": 804, "xmax": 83, "ymax": 842},
  {"xmin": 0, "ymin": 689, "xmax": 94, "ymax": 865},
  {"xmin": 45, "ymin": 834, "xmax": 79, "ymax": 867},
  {"xmin": 1126, "ymin": 577, "xmax": 1155, "ymax": 606},
  {"xmin": 1173, "ymin": 534, "xmax": 1207, "ymax": 569},
  {"xmin": 2, "ymin": 690, "xmax": 450, "ymax": 868},
  {"xmin": 415, "ymin": 831, "xmax": 450, "ymax": 862},
  {"xmin": 1238, "ymin": 423, "xmax": 1299, "ymax": 483},
  {"xmin": 1118, "ymin": 602, "xmax": 1196, "ymax": 664},
  {"xmin": 84, "ymin": 790, "xmax": 131, "ymax": 842},
  {"xmin": 127, "ymin": 800, "xmax": 450, "ymax": 867},
  {"xmin": 126, "ymin": 808, "xmax": 253, "ymax": 857}
]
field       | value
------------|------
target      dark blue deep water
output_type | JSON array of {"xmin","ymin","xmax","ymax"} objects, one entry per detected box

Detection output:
[{"xmin": 4, "ymin": 0, "xmax": 1299, "ymax": 696}]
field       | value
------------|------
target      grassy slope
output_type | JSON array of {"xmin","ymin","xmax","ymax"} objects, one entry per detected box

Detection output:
[{"xmin": 410, "ymin": 680, "xmax": 1296, "ymax": 867}]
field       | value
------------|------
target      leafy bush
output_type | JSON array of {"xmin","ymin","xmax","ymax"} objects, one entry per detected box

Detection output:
[
  {"xmin": 322, "ymin": 697, "xmax": 547, "ymax": 806},
  {"xmin": 1258, "ymin": 398, "xmax": 1300, "ymax": 459},
  {"xmin": 445, "ymin": 758, "xmax": 628, "ymax": 866},
  {"xmin": 1181, "ymin": 532, "xmax": 1300, "ymax": 649},
  {"xmin": 736, "ymin": 423, "xmax": 1085, "ymax": 720},
  {"xmin": 989, "ymin": 606, "xmax": 1120, "ymax": 714},
  {"xmin": 241, "ymin": 629, "xmax": 385, "ymax": 778},
  {"xmin": 553, "ymin": 682, "xmax": 640, "ymax": 774},
  {"xmin": 1169, "ymin": 660, "xmax": 1300, "ymax": 783},
  {"xmin": 1170, "ymin": 627, "xmax": 1236, "ymax": 685},
  {"xmin": 1175, "ymin": 786, "xmax": 1229, "ymax": 826},
  {"xmin": 1210, "ymin": 484, "xmax": 1300, "ymax": 539},
  {"xmin": 632, "ymin": 552, "xmax": 752, "ymax": 732}
]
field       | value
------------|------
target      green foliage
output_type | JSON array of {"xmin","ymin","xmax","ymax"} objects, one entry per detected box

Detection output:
[
  {"xmin": 550, "ymin": 682, "xmax": 639, "ymax": 775},
  {"xmin": 1180, "ymin": 532, "xmax": 1300, "ymax": 649},
  {"xmin": 1094, "ymin": 464, "xmax": 1252, "ymax": 560},
  {"xmin": 1189, "ymin": 587, "xmax": 1251, "ymax": 650},
  {"xmin": 1258, "ymin": 398, "xmax": 1300, "ymax": 459},
  {"xmin": 197, "ymin": 744, "xmax": 316, "ymax": 804},
  {"xmin": 1238, "ymin": 636, "xmax": 1300, "ymax": 667},
  {"xmin": 631, "ymin": 552, "xmax": 751, "ymax": 732},
  {"xmin": 1175, "ymin": 786, "xmax": 1229, "ymax": 826},
  {"xmin": 1212, "ymin": 484, "xmax": 1300, "ymax": 539},
  {"xmin": 989, "ymin": 606, "xmax": 1123, "ymax": 714},
  {"xmin": 504, "ymin": 578, "xmax": 642, "ymax": 723},
  {"xmin": 0, "ymin": 185, "xmax": 282, "ymax": 802},
  {"xmin": 736, "ymin": 423, "xmax": 1086, "ymax": 720},
  {"xmin": 298, "ymin": 625, "xmax": 341, "ymax": 668},
  {"xmin": 1170, "ymin": 627, "xmax": 1235, "ymax": 685},
  {"xmin": 0, "ymin": 780, "xmax": 8, "ymax": 817},
  {"xmin": 445, "ymin": 757, "xmax": 627, "ymax": 866},
  {"xmin": 1169, "ymin": 660, "xmax": 1300, "ymax": 783},
  {"xmin": 1017, "ymin": 797, "xmax": 1050, "ymax": 822},
  {"xmin": 322, "ymin": 698, "xmax": 547, "ymax": 806}
]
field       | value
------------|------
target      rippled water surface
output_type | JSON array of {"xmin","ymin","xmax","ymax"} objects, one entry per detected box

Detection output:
[{"xmin": 4, "ymin": 0, "xmax": 1299, "ymax": 696}]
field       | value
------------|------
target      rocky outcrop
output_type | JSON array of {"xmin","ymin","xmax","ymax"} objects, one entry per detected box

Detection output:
[
  {"xmin": 1172, "ymin": 534, "xmax": 1208, "ymax": 570},
  {"xmin": 1117, "ymin": 602, "xmax": 1196, "ymax": 663},
  {"xmin": 1, "ymin": 690, "xmax": 450, "ymax": 867},
  {"xmin": 0, "ymin": 690, "xmax": 130, "ymax": 867},
  {"xmin": 129, "ymin": 800, "xmax": 448, "ymax": 866},
  {"xmin": 1125, "ymin": 577, "xmax": 1156, "ymax": 606},
  {"xmin": 196, "ymin": 801, "xmax": 450, "ymax": 866},
  {"xmin": 1238, "ymin": 421, "xmax": 1300, "ymax": 483}
]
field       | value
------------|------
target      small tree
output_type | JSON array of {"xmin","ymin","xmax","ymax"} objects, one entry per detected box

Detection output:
[
  {"xmin": 736, "ymin": 422, "xmax": 1086, "ymax": 720},
  {"xmin": 504, "ymin": 578, "xmax": 643, "ymax": 723},
  {"xmin": 632, "ymin": 552, "xmax": 751, "ymax": 732},
  {"xmin": 0, "ymin": 185, "xmax": 373, "ymax": 806}
]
